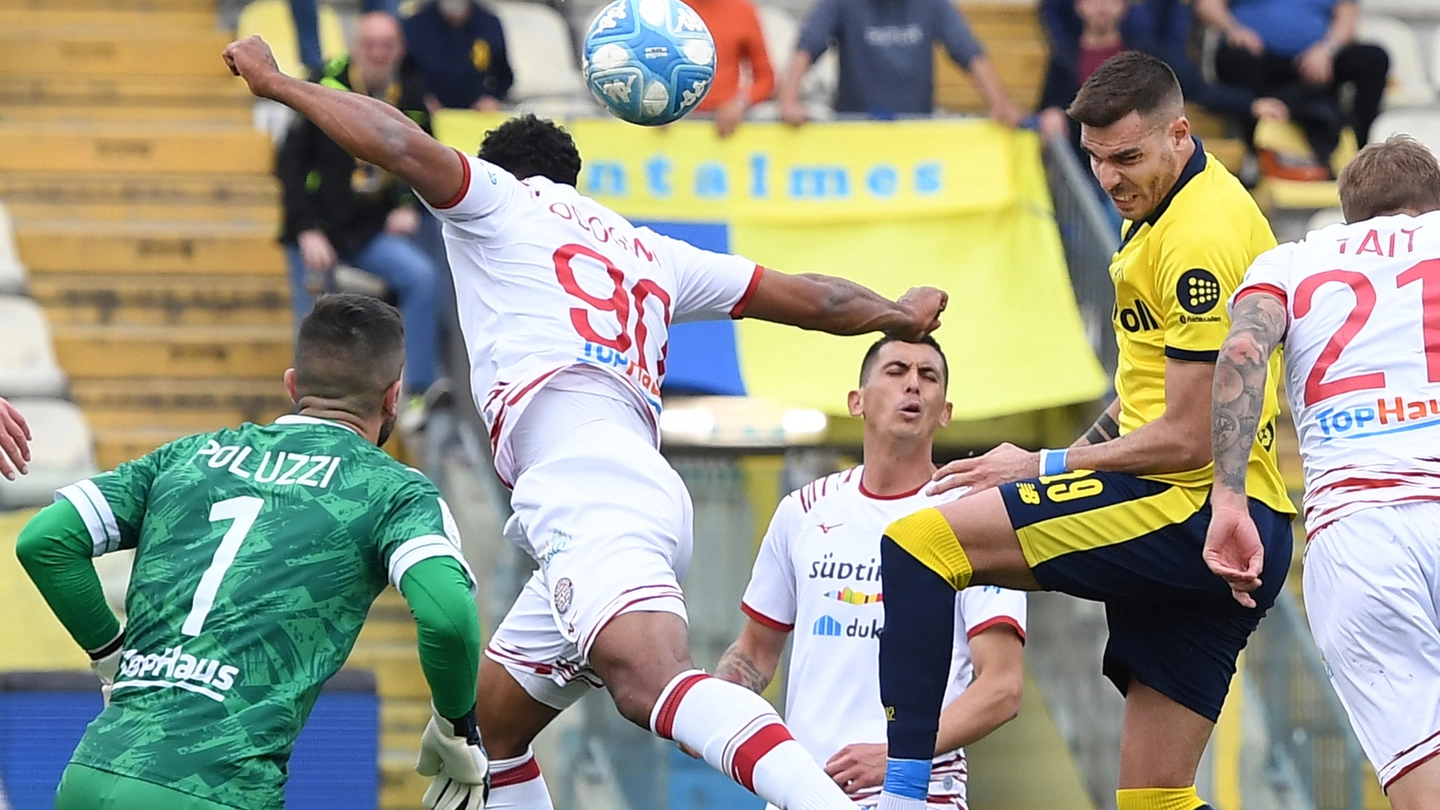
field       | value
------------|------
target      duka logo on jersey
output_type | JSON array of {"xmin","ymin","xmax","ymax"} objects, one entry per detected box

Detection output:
[{"xmin": 114, "ymin": 645, "xmax": 241, "ymax": 703}]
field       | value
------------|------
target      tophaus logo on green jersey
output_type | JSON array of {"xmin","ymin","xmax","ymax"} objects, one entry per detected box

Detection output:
[{"xmin": 112, "ymin": 645, "xmax": 241, "ymax": 703}]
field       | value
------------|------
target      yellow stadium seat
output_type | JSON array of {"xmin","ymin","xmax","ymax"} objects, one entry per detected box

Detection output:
[{"xmin": 235, "ymin": 0, "xmax": 347, "ymax": 79}]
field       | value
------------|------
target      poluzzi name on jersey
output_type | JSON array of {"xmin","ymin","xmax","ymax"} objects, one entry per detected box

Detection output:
[
  {"xmin": 118, "ymin": 645, "xmax": 240, "ymax": 692},
  {"xmin": 196, "ymin": 441, "xmax": 342, "ymax": 488}
]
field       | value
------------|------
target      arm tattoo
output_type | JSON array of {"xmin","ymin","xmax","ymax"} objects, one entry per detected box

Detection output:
[
  {"xmin": 1212, "ymin": 293, "xmax": 1287, "ymax": 496},
  {"xmin": 715, "ymin": 642, "xmax": 772, "ymax": 695},
  {"xmin": 1081, "ymin": 409, "xmax": 1120, "ymax": 445}
]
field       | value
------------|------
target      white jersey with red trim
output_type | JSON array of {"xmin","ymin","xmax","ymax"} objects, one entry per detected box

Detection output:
[
  {"xmin": 421, "ymin": 151, "xmax": 762, "ymax": 484},
  {"xmin": 741, "ymin": 467, "xmax": 1027, "ymax": 808},
  {"xmin": 1235, "ymin": 210, "xmax": 1440, "ymax": 538}
]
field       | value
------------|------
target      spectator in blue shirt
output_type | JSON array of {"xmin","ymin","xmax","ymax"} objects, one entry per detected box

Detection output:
[
  {"xmin": 1197, "ymin": 0, "xmax": 1387, "ymax": 174},
  {"xmin": 776, "ymin": 0, "xmax": 1022, "ymax": 126},
  {"xmin": 403, "ymin": 0, "xmax": 514, "ymax": 111}
]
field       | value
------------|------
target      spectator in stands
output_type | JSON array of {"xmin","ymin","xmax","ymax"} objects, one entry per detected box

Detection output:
[
  {"xmin": 1037, "ymin": 0, "xmax": 1127, "ymax": 143},
  {"xmin": 1040, "ymin": 0, "xmax": 1286, "ymax": 147},
  {"xmin": 403, "ymin": 0, "xmax": 514, "ymax": 112},
  {"xmin": 289, "ymin": 0, "xmax": 403, "ymax": 71},
  {"xmin": 776, "ymin": 0, "xmax": 1022, "ymax": 126},
  {"xmin": 278, "ymin": 12, "xmax": 441, "ymax": 414},
  {"xmin": 689, "ymin": 0, "xmax": 774, "ymax": 137},
  {"xmin": 1198, "ymin": 0, "xmax": 1388, "ymax": 178}
]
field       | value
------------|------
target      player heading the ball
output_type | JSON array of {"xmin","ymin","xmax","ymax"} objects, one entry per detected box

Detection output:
[
  {"xmin": 224, "ymin": 32, "xmax": 944, "ymax": 810},
  {"xmin": 17, "ymin": 294, "xmax": 488, "ymax": 810}
]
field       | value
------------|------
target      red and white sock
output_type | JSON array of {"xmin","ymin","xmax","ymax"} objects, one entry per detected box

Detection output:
[
  {"xmin": 650, "ymin": 669, "xmax": 855, "ymax": 810},
  {"xmin": 485, "ymin": 748, "xmax": 553, "ymax": 810}
]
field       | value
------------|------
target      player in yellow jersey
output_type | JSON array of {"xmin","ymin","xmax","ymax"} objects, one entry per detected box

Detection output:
[{"xmin": 872, "ymin": 52, "xmax": 1297, "ymax": 810}]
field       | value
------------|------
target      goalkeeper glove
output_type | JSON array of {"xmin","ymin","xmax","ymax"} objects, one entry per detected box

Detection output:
[
  {"xmin": 88, "ymin": 631, "xmax": 124, "ymax": 708},
  {"xmin": 417, "ymin": 704, "xmax": 489, "ymax": 810}
]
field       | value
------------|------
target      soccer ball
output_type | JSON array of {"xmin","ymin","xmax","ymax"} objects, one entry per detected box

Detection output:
[{"xmin": 582, "ymin": 0, "xmax": 716, "ymax": 126}]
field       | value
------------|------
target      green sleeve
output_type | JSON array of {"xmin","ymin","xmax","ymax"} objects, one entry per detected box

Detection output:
[
  {"xmin": 399, "ymin": 556, "xmax": 482, "ymax": 720},
  {"xmin": 14, "ymin": 499, "xmax": 123, "ymax": 653}
]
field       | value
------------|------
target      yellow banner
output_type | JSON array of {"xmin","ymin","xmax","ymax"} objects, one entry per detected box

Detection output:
[
  {"xmin": 433, "ymin": 112, "xmax": 1109, "ymax": 419},
  {"xmin": 436, "ymin": 112, "xmax": 1017, "ymax": 222}
]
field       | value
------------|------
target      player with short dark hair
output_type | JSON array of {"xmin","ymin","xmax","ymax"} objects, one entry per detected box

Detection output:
[
  {"xmin": 719, "ymin": 336, "xmax": 1025, "ymax": 810},
  {"xmin": 16, "ymin": 294, "xmax": 488, "ymax": 810},
  {"xmin": 225, "ymin": 34, "xmax": 946, "ymax": 810},
  {"xmin": 875, "ymin": 50, "xmax": 1296, "ymax": 810},
  {"xmin": 1209, "ymin": 135, "xmax": 1440, "ymax": 808}
]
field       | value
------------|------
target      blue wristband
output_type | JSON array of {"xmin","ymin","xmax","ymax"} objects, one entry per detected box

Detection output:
[{"xmin": 1040, "ymin": 448, "xmax": 1069, "ymax": 477}]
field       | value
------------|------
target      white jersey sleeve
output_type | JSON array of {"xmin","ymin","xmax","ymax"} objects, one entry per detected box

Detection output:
[
  {"xmin": 647, "ymin": 229, "xmax": 764, "ymax": 323},
  {"xmin": 1233, "ymin": 241, "xmax": 1299, "ymax": 312},
  {"xmin": 740, "ymin": 492, "xmax": 802, "ymax": 631},
  {"xmin": 421, "ymin": 150, "xmax": 527, "ymax": 241},
  {"xmin": 957, "ymin": 585, "xmax": 1027, "ymax": 641}
]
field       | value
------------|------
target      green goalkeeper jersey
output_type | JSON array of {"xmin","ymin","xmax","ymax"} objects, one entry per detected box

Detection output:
[{"xmin": 57, "ymin": 415, "xmax": 472, "ymax": 810}]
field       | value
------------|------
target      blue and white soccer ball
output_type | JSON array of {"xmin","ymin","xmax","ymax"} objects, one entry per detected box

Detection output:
[{"xmin": 582, "ymin": 0, "xmax": 716, "ymax": 126}]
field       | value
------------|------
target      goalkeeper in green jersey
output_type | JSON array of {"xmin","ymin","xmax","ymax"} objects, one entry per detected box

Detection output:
[{"xmin": 16, "ymin": 294, "xmax": 488, "ymax": 810}]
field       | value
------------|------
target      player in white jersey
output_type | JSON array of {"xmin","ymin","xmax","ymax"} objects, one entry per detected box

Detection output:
[
  {"xmin": 225, "ymin": 36, "xmax": 948, "ymax": 810},
  {"xmin": 718, "ymin": 336, "xmax": 1026, "ymax": 809},
  {"xmin": 1205, "ymin": 135, "xmax": 1440, "ymax": 809}
]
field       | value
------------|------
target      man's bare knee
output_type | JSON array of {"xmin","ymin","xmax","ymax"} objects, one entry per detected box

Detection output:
[
  {"xmin": 476, "ymin": 657, "xmax": 560, "ymax": 759},
  {"xmin": 589, "ymin": 611, "xmax": 694, "ymax": 729}
]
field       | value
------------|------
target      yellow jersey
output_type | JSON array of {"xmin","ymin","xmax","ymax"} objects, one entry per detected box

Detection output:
[{"xmin": 1109, "ymin": 139, "xmax": 1295, "ymax": 515}]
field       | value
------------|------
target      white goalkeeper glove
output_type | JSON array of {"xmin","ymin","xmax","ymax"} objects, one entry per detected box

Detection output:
[
  {"xmin": 89, "ymin": 632, "xmax": 124, "ymax": 708},
  {"xmin": 417, "ymin": 704, "xmax": 489, "ymax": 810}
]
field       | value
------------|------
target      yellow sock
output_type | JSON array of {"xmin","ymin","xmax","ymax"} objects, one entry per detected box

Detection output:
[
  {"xmin": 1115, "ymin": 786, "xmax": 1206, "ymax": 810},
  {"xmin": 884, "ymin": 508, "xmax": 972, "ymax": 589}
]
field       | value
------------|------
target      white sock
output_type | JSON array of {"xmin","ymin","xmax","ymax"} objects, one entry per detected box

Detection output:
[
  {"xmin": 485, "ymin": 748, "xmax": 554, "ymax": 810},
  {"xmin": 876, "ymin": 793, "xmax": 927, "ymax": 810},
  {"xmin": 649, "ymin": 669, "xmax": 855, "ymax": 810}
]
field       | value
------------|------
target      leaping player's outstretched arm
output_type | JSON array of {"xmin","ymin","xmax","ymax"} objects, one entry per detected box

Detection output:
[
  {"xmin": 741, "ymin": 269, "xmax": 948, "ymax": 340},
  {"xmin": 223, "ymin": 36, "xmax": 463, "ymax": 207}
]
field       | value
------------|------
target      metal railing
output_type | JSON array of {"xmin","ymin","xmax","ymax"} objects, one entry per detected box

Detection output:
[
  {"xmin": 1247, "ymin": 590, "xmax": 1366, "ymax": 810},
  {"xmin": 1041, "ymin": 136, "xmax": 1120, "ymax": 381}
]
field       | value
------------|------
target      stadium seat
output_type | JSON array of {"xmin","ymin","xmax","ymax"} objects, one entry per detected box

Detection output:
[
  {"xmin": 0, "ymin": 203, "xmax": 26, "ymax": 295},
  {"xmin": 235, "ymin": 0, "xmax": 347, "ymax": 80},
  {"xmin": 1370, "ymin": 108, "xmax": 1440, "ymax": 149},
  {"xmin": 0, "ymin": 398, "xmax": 97, "ymax": 510},
  {"xmin": 490, "ymin": 2, "xmax": 588, "ymax": 104},
  {"xmin": 1357, "ymin": 14, "xmax": 1435, "ymax": 108},
  {"xmin": 1366, "ymin": 0, "xmax": 1440, "ymax": 22},
  {"xmin": 0, "ymin": 296, "xmax": 67, "ymax": 399},
  {"xmin": 1306, "ymin": 207, "xmax": 1345, "ymax": 233}
]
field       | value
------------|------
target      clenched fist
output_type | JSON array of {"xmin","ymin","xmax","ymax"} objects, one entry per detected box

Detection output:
[
  {"xmin": 893, "ymin": 286, "xmax": 948, "ymax": 341},
  {"xmin": 223, "ymin": 35, "xmax": 285, "ymax": 99}
]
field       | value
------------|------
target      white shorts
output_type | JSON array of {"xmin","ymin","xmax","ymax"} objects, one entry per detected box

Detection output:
[
  {"xmin": 485, "ymin": 371, "xmax": 694, "ymax": 710},
  {"xmin": 1304, "ymin": 500, "xmax": 1440, "ymax": 789}
]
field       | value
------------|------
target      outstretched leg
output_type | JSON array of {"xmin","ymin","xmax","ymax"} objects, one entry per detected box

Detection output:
[
  {"xmin": 877, "ymin": 489, "xmax": 1036, "ymax": 810},
  {"xmin": 590, "ymin": 610, "xmax": 858, "ymax": 810}
]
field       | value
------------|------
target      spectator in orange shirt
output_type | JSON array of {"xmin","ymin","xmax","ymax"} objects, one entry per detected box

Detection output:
[{"xmin": 689, "ymin": 0, "xmax": 775, "ymax": 137}]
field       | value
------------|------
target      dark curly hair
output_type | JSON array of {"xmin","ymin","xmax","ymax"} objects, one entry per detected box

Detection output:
[{"xmin": 477, "ymin": 114, "xmax": 583, "ymax": 186}]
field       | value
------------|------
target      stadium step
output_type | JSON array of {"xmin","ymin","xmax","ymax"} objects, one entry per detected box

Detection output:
[
  {"xmin": 0, "ymin": 172, "xmax": 278, "ymax": 211},
  {"xmin": 5, "ymin": 198, "xmax": 276, "ymax": 223},
  {"xmin": 70, "ymin": 377, "xmax": 293, "ymax": 428},
  {"xmin": 52, "ymin": 323, "xmax": 292, "ymax": 379},
  {"xmin": 31, "ymin": 273, "xmax": 290, "ymax": 326},
  {"xmin": 0, "ymin": 0, "xmax": 217, "ymax": 11},
  {"xmin": 92, "ymin": 425, "xmax": 196, "ymax": 470},
  {"xmin": 0, "ymin": 27, "xmax": 234, "ymax": 77},
  {"xmin": 935, "ymin": 41, "xmax": 1048, "ymax": 113},
  {"xmin": 13, "ymin": 219, "xmax": 283, "ymax": 274},
  {"xmin": 0, "ymin": 74, "xmax": 250, "ymax": 107},
  {"xmin": 0, "ymin": 7, "xmax": 214, "ymax": 26},
  {"xmin": 357, "ymin": 590, "xmax": 433, "ymax": 809},
  {"xmin": 0, "ymin": 103, "xmax": 252, "ymax": 125},
  {"xmin": 0, "ymin": 122, "xmax": 271, "ymax": 175}
]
